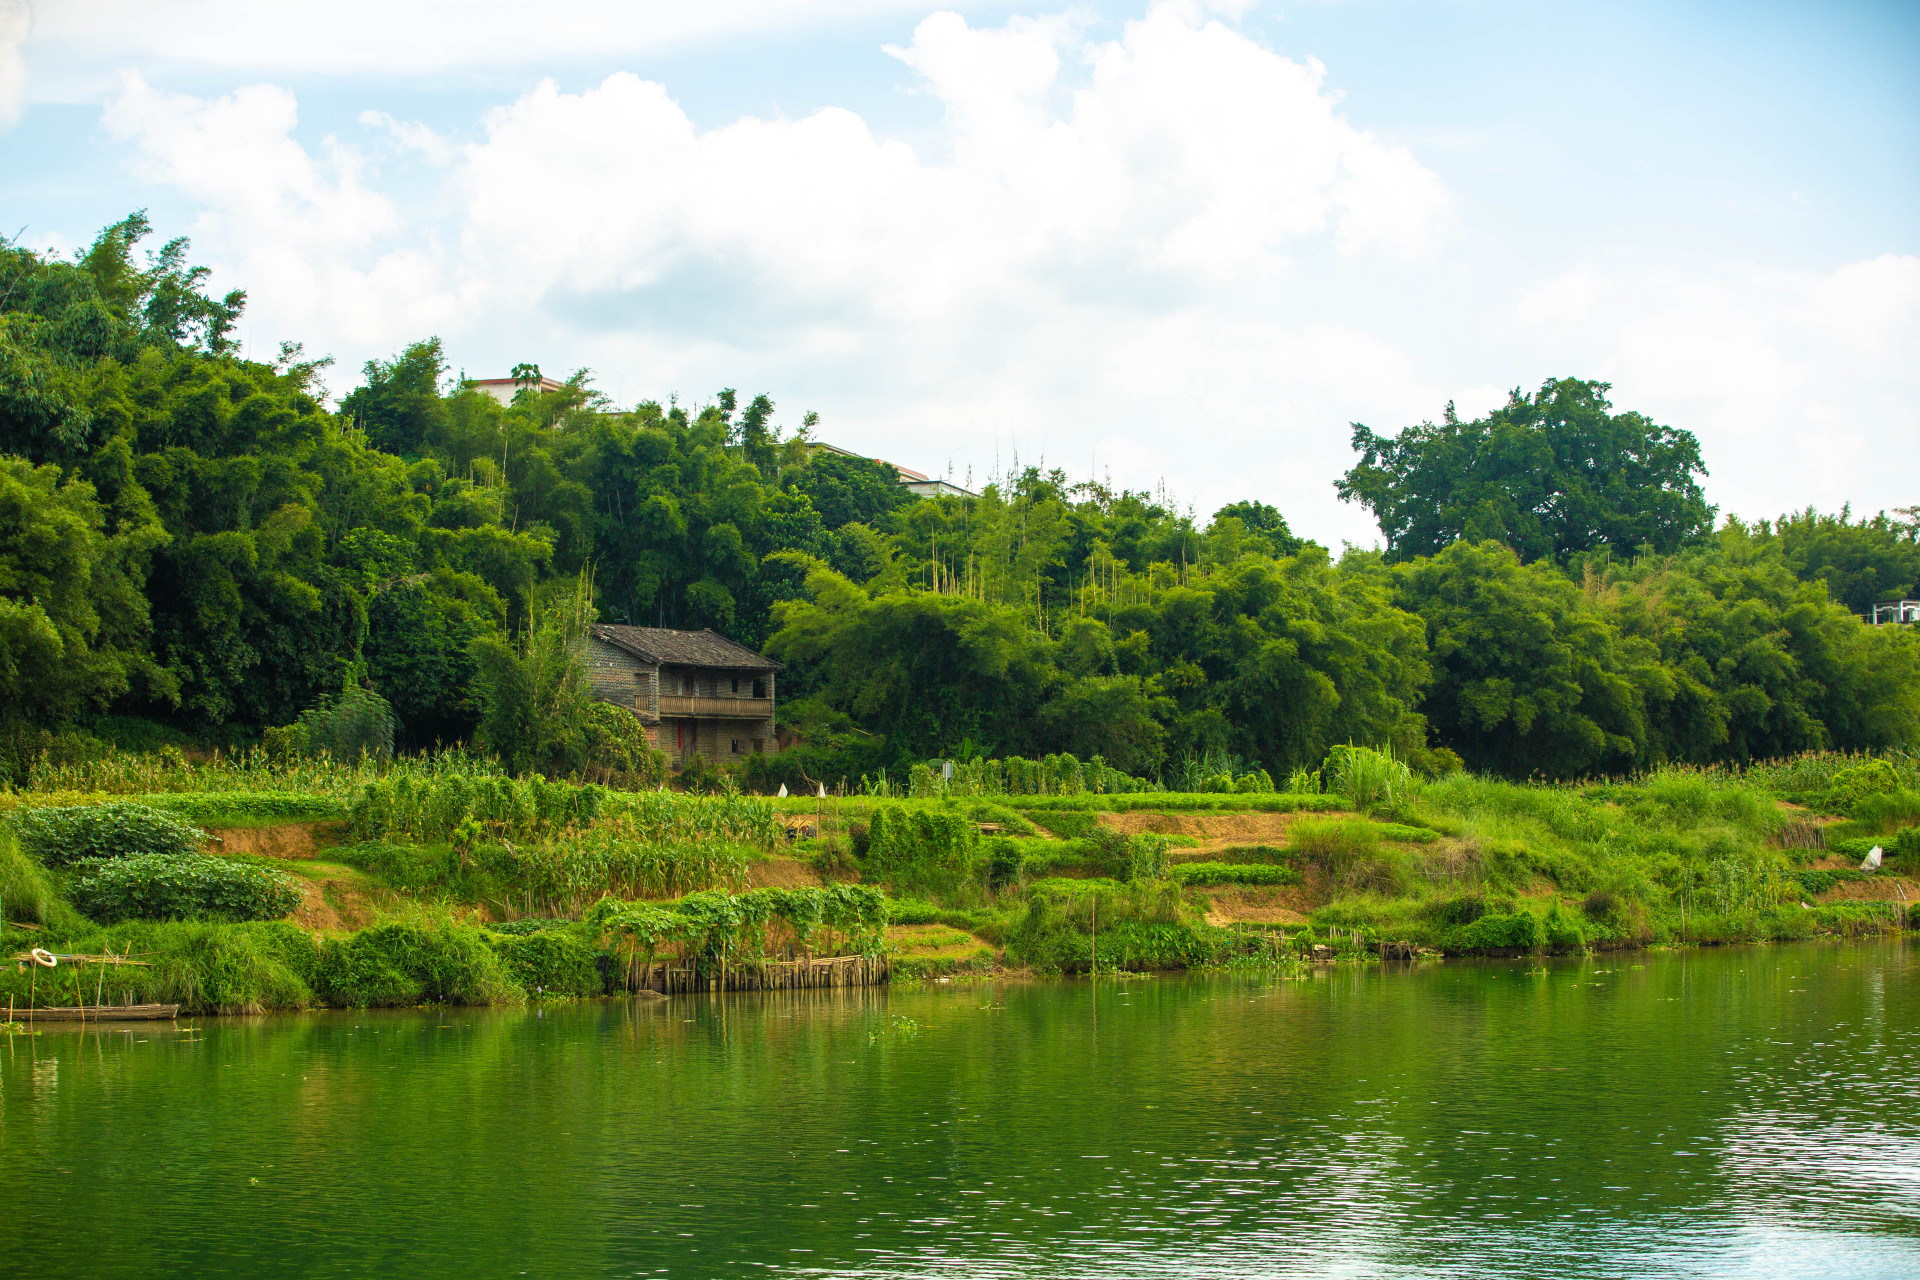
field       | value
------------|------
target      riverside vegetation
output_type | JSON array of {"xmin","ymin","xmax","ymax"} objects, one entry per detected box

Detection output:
[
  {"xmin": 2, "ymin": 742, "xmax": 1915, "ymax": 1015},
  {"xmin": 5, "ymin": 213, "xmax": 1920, "ymax": 1012}
]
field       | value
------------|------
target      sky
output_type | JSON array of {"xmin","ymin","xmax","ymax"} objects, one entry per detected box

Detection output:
[{"xmin": 2, "ymin": 0, "xmax": 1916, "ymax": 547}]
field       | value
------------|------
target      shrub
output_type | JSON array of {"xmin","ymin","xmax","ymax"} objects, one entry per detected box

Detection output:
[
  {"xmin": 490, "ymin": 930, "xmax": 605, "ymax": 997},
  {"xmin": 1452, "ymin": 910, "xmax": 1545, "ymax": 954},
  {"xmin": 1424, "ymin": 894, "xmax": 1486, "ymax": 926},
  {"xmin": 287, "ymin": 685, "xmax": 397, "ymax": 764},
  {"xmin": 865, "ymin": 808, "xmax": 977, "ymax": 882},
  {"xmin": 580, "ymin": 700, "xmax": 670, "ymax": 785},
  {"xmin": 12, "ymin": 801, "xmax": 207, "ymax": 866},
  {"xmin": 1823, "ymin": 760, "xmax": 1904, "ymax": 815},
  {"xmin": 1581, "ymin": 890, "xmax": 1618, "ymax": 920},
  {"xmin": 985, "ymin": 838, "xmax": 1025, "ymax": 890},
  {"xmin": 1127, "ymin": 834, "xmax": 1171, "ymax": 883},
  {"xmin": 66, "ymin": 853, "xmax": 303, "ymax": 923},
  {"xmin": 1543, "ymin": 902, "xmax": 1585, "ymax": 952},
  {"xmin": 317, "ymin": 922, "xmax": 521, "ymax": 1006}
]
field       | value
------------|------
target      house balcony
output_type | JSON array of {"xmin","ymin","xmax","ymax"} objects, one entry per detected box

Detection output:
[{"xmin": 658, "ymin": 695, "xmax": 773, "ymax": 719}]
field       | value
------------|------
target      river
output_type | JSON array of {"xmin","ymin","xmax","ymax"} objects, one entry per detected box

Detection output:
[{"xmin": 3, "ymin": 940, "xmax": 1916, "ymax": 1278}]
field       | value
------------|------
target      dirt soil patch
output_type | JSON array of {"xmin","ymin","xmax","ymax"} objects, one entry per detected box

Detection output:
[
  {"xmin": 1099, "ymin": 810, "xmax": 1331, "ymax": 854},
  {"xmin": 748, "ymin": 857, "xmax": 821, "ymax": 889},
  {"xmin": 210, "ymin": 821, "xmax": 344, "ymax": 860},
  {"xmin": 1817, "ymin": 876, "xmax": 1916, "ymax": 905},
  {"xmin": 282, "ymin": 861, "xmax": 380, "ymax": 933},
  {"xmin": 1197, "ymin": 885, "xmax": 1314, "ymax": 926}
]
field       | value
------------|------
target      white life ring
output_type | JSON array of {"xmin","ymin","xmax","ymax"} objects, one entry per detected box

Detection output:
[{"xmin": 30, "ymin": 948, "xmax": 57, "ymax": 968}]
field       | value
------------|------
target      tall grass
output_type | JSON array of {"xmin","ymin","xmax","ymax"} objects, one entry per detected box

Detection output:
[{"xmin": 1325, "ymin": 744, "xmax": 1416, "ymax": 812}]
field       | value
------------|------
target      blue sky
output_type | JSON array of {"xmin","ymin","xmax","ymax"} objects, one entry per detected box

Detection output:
[{"xmin": 3, "ymin": 0, "xmax": 1915, "ymax": 545}]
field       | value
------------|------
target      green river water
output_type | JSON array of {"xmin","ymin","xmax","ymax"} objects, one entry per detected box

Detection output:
[{"xmin": 2, "ymin": 940, "xmax": 1916, "ymax": 1278}]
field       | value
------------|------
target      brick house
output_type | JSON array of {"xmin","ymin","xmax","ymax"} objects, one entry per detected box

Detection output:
[{"xmin": 582, "ymin": 625, "xmax": 782, "ymax": 766}]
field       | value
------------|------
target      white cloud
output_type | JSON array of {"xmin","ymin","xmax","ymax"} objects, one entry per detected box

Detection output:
[
  {"xmin": 101, "ymin": 73, "xmax": 455, "ymax": 347},
  {"xmin": 0, "ymin": 0, "xmax": 28, "ymax": 128},
  {"xmin": 27, "ymin": 0, "xmax": 942, "ymax": 79},
  {"xmin": 1511, "ymin": 254, "xmax": 1920, "ymax": 523},
  {"xmin": 87, "ymin": 3, "xmax": 1919, "ymax": 543}
]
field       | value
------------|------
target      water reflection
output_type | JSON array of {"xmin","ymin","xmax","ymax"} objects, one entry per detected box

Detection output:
[{"xmin": 2, "ymin": 942, "xmax": 1916, "ymax": 1278}]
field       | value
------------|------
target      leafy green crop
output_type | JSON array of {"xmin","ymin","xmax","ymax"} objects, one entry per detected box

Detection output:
[
  {"xmin": 66, "ymin": 853, "xmax": 302, "ymax": 923},
  {"xmin": 12, "ymin": 801, "xmax": 207, "ymax": 866}
]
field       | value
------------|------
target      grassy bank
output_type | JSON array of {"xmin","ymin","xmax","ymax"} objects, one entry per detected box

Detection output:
[{"xmin": 3, "ymin": 748, "xmax": 1916, "ymax": 1011}]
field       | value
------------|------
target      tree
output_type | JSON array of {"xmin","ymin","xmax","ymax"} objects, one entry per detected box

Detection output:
[
  {"xmin": 341, "ymin": 339, "xmax": 450, "ymax": 457},
  {"xmin": 0, "ymin": 459, "xmax": 172, "ymax": 729},
  {"xmin": 1338, "ymin": 379, "xmax": 1714, "ymax": 563},
  {"xmin": 468, "ymin": 578, "xmax": 598, "ymax": 776},
  {"xmin": 1210, "ymin": 500, "xmax": 1303, "ymax": 557},
  {"xmin": 767, "ymin": 561, "xmax": 1053, "ymax": 760},
  {"xmin": 1741, "ymin": 506, "xmax": 1920, "ymax": 615},
  {"xmin": 1393, "ymin": 540, "xmax": 1660, "ymax": 777},
  {"xmin": 788, "ymin": 450, "xmax": 911, "ymax": 530}
]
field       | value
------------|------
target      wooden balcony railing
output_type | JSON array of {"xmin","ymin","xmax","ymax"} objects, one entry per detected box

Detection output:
[{"xmin": 658, "ymin": 695, "xmax": 772, "ymax": 719}]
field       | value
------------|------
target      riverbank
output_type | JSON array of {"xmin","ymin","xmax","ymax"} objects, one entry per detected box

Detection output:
[{"xmin": 2, "ymin": 749, "xmax": 1916, "ymax": 1015}]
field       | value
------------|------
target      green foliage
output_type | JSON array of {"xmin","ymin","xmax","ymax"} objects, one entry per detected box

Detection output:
[
  {"xmin": 586, "ymin": 885, "xmax": 889, "ymax": 970},
  {"xmin": 1172, "ymin": 862, "xmax": 1300, "ymax": 886},
  {"xmin": 1006, "ymin": 877, "xmax": 1218, "ymax": 972},
  {"xmin": 1394, "ymin": 540, "xmax": 1658, "ymax": 778},
  {"xmin": 1339, "ymin": 378, "xmax": 1713, "ymax": 563},
  {"xmin": 510, "ymin": 831, "xmax": 751, "ymax": 910},
  {"xmin": 315, "ymin": 921, "xmax": 521, "ymax": 1007},
  {"xmin": 1747, "ymin": 506, "xmax": 1920, "ymax": 615},
  {"xmin": 578, "ymin": 700, "xmax": 669, "ymax": 786},
  {"xmin": 1448, "ymin": 910, "xmax": 1547, "ymax": 954},
  {"xmin": 1325, "ymin": 744, "xmax": 1416, "ymax": 811},
  {"xmin": 864, "ymin": 807, "xmax": 977, "ymax": 884},
  {"xmin": 66, "ymin": 852, "xmax": 302, "ymax": 922},
  {"xmin": 11, "ymin": 799, "xmax": 206, "ymax": 865},
  {"xmin": 285, "ymin": 685, "xmax": 397, "ymax": 763},
  {"xmin": 469, "ymin": 577, "xmax": 599, "ymax": 777},
  {"xmin": 1823, "ymin": 761, "xmax": 1906, "ymax": 815},
  {"xmin": 0, "ymin": 829, "xmax": 70, "ymax": 927},
  {"xmin": 141, "ymin": 790, "xmax": 347, "ymax": 824},
  {"xmin": 348, "ymin": 773, "xmax": 606, "ymax": 843},
  {"xmin": 1127, "ymin": 833, "xmax": 1171, "ymax": 882},
  {"xmin": 488, "ymin": 929, "xmax": 606, "ymax": 998},
  {"xmin": 0, "ymin": 457, "xmax": 170, "ymax": 781}
]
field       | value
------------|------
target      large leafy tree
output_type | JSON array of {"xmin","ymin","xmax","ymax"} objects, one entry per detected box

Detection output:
[
  {"xmin": 0, "ymin": 459, "xmax": 173, "ymax": 765},
  {"xmin": 1338, "ymin": 378, "xmax": 1714, "ymax": 563}
]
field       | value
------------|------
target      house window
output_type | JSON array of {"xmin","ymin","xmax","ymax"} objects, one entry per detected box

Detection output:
[
  {"xmin": 752, "ymin": 738, "xmax": 764, "ymax": 755},
  {"xmin": 730, "ymin": 738, "xmax": 742, "ymax": 754},
  {"xmin": 752, "ymin": 679, "xmax": 766, "ymax": 699},
  {"xmin": 730, "ymin": 676, "xmax": 740, "ymax": 694}
]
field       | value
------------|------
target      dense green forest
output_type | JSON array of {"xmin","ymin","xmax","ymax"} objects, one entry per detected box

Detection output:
[{"xmin": 3, "ymin": 215, "xmax": 1919, "ymax": 785}]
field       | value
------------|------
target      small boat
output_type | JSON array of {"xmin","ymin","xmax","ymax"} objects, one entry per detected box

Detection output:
[{"xmin": 10, "ymin": 1004, "xmax": 181, "ymax": 1022}]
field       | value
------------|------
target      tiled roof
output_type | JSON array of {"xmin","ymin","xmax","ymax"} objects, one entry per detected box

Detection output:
[{"xmin": 588, "ymin": 625, "xmax": 783, "ymax": 671}]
